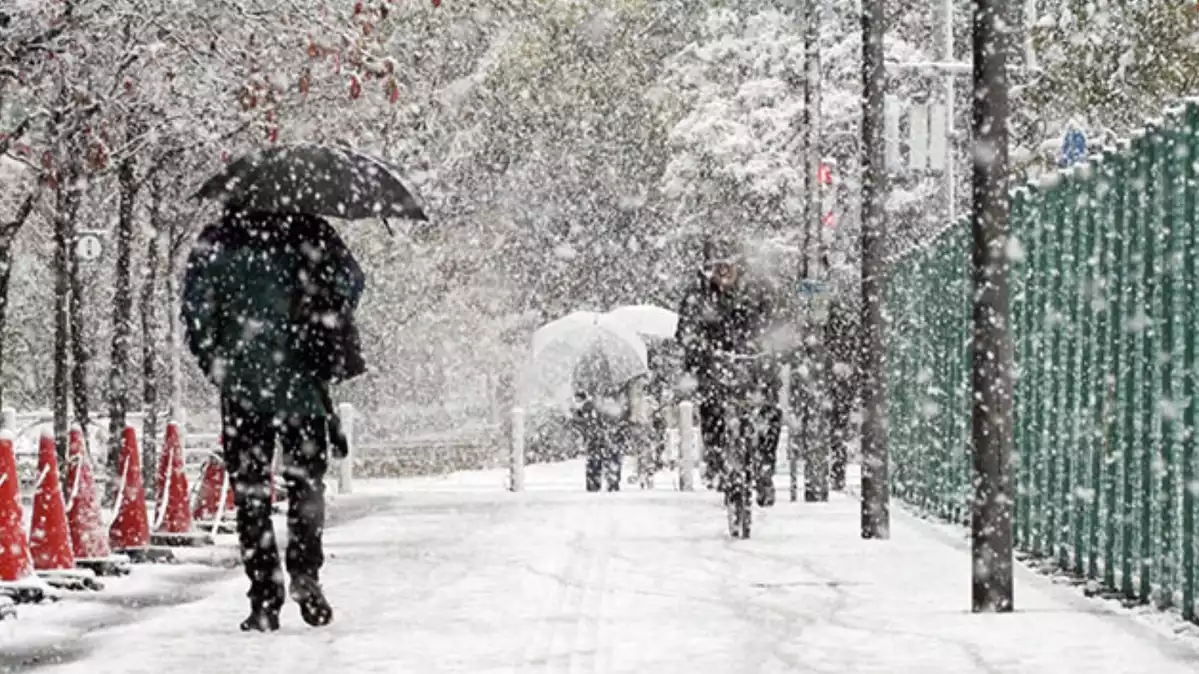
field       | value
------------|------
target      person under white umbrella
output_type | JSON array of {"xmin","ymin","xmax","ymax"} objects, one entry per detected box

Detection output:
[{"xmin": 528, "ymin": 311, "xmax": 648, "ymax": 490}]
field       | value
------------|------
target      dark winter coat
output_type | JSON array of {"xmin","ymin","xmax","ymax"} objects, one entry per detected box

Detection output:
[
  {"xmin": 675, "ymin": 271, "xmax": 779, "ymax": 396},
  {"xmin": 181, "ymin": 210, "xmax": 365, "ymax": 418}
]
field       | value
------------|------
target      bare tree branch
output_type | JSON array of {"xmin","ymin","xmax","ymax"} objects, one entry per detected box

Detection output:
[{"xmin": 0, "ymin": 113, "xmax": 44, "ymax": 156}]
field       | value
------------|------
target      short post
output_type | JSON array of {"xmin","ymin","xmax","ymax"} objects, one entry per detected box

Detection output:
[
  {"xmin": 509, "ymin": 407, "xmax": 525, "ymax": 492},
  {"xmin": 678, "ymin": 401, "xmax": 695, "ymax": 491},
  {"xmin": 777, "ymin": 424, "xmax": 790, "ymax": 477},
  {"xmin": 337, "ymin": 402, "xmax": 355, "ymax": 495},
  {"xmin": 2, "ymin": 407, "xmax": 15, "ymax": 432}
]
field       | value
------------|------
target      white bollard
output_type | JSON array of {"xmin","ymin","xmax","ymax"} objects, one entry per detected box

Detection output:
[
  {"xmin": 509, "ymin": 407, "xmax": 525, "ymax": 492},
  {"xmin": 1, "ymin": 407, "xmax": 14, "ymax": 432},
  {"xmin": 776, "ymin": 425, "xmax": 790, "ymax": 476},
  {"xmin": 337, "ymin": 402, "xmax": 355, "ymax": 495},
  {"xmin": 677, "ymin": 401, "xmax": 695, "ymax": 491}
]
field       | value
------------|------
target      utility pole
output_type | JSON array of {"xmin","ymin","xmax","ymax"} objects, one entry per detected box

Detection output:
[
  {"xmin": 802, "ymin": 0, "xmax": 829, "ymax": 503},
  {"xmin": 970, "ymin": 0, "xmax": 1015, "ymax": 612},
  {"xmin": 860, "ymin": 0, "xmax": 889, "ymax": 539}
]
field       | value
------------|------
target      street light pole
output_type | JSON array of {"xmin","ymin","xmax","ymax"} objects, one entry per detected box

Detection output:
[
  {"xmin": 802, "ymin": 0, "xmax": 829, "ymax": 503},
  {"xmin": 860, "ymin": 0, "xmax": 889, "ymax": 539}
]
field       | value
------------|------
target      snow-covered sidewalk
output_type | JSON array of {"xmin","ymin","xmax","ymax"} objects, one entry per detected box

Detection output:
[{"xmin": 13, "ymin": 460, "xmax": 1199, "ymax": 673}]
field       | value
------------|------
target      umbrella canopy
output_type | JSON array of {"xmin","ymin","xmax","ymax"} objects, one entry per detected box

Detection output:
[
  {"xmin": 604, "ymin": 304, "xmax": 679, "ymax": 341},
  {"xmin": 194, "ymin": 143, "xmax": 428, "ymax": 222},
  {"xmin": 526, "ymin": 311, "xmax": 648, "ymax": 406}
]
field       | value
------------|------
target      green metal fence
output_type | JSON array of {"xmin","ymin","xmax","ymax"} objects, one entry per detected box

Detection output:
[{"xmin": 886, "ymin": 102, "xmax": 1199, "ymax": 621}]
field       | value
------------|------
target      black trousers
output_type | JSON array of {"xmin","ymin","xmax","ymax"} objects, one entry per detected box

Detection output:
[
  {"xmin": 576, "ymin": 411, "xmax": 622, "ymax": 492},
  {"xmin": 699, "ymin": 395, "xmax": 781, "ymax": 483},
  {"xmin": 222, "ymin": 400, "xmax": 329, "ymax": 612}
]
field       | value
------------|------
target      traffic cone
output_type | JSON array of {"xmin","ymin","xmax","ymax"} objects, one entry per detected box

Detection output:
[
  {"xmin": 29, "ymin": 428, "xmax": 101, "ymax": 590},
  {"xmin": 0, "ymin": 430, "xmax": 47, "ymax": 604},
  {"xmin": 193, "ymin": 435, "xmax": 236, "ymax": 536},
  {"xmin": 64, "ymin": 426, "xmax": 130, "ymax": 576},
  {"xmin": 109, "ymin": 425, "xmax": 174, "ymax": 564},
  {"xmin": 151, "ymin": 422, "xmax": 212, "ymax": 547}
]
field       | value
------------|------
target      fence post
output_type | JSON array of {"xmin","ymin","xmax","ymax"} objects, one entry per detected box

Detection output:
[
  {"xmin": 337, "ymin": 402, "xmax": 354, "ymax": 495},
  {"xmin": 509, "ymin": 407, "xmax": 525, "ymax": 492},
  {"xmin": 2, "ymin": 408, "xmax": 14, "ymax": 432},
  {"xmin": 678, "ymin": 401, "xmax": 695, "ymax": 491}
]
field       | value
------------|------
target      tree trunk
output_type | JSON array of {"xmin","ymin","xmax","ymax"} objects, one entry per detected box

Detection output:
[
  {"xmin": 0, "ymin": 239, "xmax": 14, "ymax": 412},
  {"xmin": 859, "ymin": 0, "xmax": 890, "ymax": 539},
  {"xmin": 67, "ymin": 199, "xmax": 90, "ymax": 452},
  {"xmin": 166, "ymin": 211, "xmax": 183, "ymax": 421},
  {"xmin": 53, "ymin": 170, "xmax": 78, "ymax": 469},
  {"xmin": 0, "ymin": 194, "xmax": 36, "ymax": 412},
  {"xmin": 107, "ymin": 151, "xmax": 139, "ymax": 497},
  {"xmin": 140, "ymin": 174, "xmax": 165, "ymax": 495},
  {"xmin": 970, "ymin": 0, "xmax": 1015, "ymax": 613}
]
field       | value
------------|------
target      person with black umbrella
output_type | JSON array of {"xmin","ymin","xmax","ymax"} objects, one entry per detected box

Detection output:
[
  {"xmin": 183, "ymin": 208, "xmax": 363, "ymax": 631},
  {"xmin": 184, "ymin": 144, "xmax": 426, "ymax": 632}
]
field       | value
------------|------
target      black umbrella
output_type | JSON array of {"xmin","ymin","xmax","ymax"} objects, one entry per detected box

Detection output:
[{"xmin": 193, "ymin": 143, "xmax": 428, "ymax": 224}]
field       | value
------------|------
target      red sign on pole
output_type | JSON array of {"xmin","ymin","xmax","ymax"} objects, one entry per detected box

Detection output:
[{"xmin": 817, "ymin": 163, "xmax": 832, "ymax": 186}]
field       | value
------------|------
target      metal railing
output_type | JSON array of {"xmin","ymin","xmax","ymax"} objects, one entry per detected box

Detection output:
[{"xmin": 886, "ymin": 101, "xmax": 1199, "ymax": 622}]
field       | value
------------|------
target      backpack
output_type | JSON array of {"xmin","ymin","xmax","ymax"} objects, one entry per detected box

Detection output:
[{"xmin": 291, "ymin": 239, "xmax": 366, "ymax": 385}]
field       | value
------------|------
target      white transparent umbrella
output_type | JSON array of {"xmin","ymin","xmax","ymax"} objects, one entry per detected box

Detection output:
[
  {"xmin": 527, "ymin": 311, "xmax": 648, "ymax": 406},
  {"xmin": 604, "ymin": 304, "xmax": 679, "ymax": 341}
]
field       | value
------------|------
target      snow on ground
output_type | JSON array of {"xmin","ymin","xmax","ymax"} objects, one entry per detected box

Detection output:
[
  {"xmin": 6, "ymin": 460, "xmax": 1199, "ymax": 673},
  {"xmin": 0, "ymin": 490, "xmax": 387, "ymax": 671}
]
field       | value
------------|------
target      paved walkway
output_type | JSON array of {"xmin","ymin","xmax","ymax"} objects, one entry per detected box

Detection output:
[{"xmin": 8, "ymin": 461, "xmax": 1199, "ymax": 673}]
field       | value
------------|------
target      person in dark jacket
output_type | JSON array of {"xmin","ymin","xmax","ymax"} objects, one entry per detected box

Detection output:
[
  {"xmin": 825, "ymin": 297, "xmax": 860, "ymax": 491},
  {"xmin": 570, "ymin": 351, "xmax": 630, "ymax": 492},
  {"xmin": 182, "ymin": 208, "xmax": 364, "ymax": 632},
  {"xmin": 675, "ymin": 236, "xmax": 782, "ymax": 506}
]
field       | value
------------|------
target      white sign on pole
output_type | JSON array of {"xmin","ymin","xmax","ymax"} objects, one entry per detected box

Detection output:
[{"xmin": 76, "ymin": 234, "xmax": 103, "ymax": 261}]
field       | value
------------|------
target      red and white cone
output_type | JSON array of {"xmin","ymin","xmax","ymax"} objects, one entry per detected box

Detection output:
[
  {"xmin": 0, "ymin": 430, "xmax": 48, "ymax": 604},
  {"xmin": 65, "ymin": 425, "xmax": 131, "ymax": 576},
  {"xmin": 150, "ymin": 422, "xmax": 212, "ymax": 547},
  {"xmin": 29, "ymin": 427, "xmax": 102, "ymax": 591}
]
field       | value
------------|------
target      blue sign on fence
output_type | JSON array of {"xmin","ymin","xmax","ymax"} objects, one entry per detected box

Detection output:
[
  {"xmin": 1060, "ymin": 127, "xmax": 1087, "ymax": 167},
  {"xmin": 798, "ymin": 279, "xmax": 826, "ymax": 296}
]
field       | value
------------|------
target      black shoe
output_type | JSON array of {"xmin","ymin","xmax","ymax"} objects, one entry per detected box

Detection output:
[
  {"xmin": 290, "ymin": 576, "xmax": 333, "ymax": 627},
  {"xmin": 240, "ymin": 608, "xmax": 280, "ymax": 632}
]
